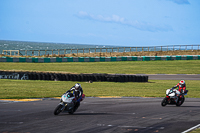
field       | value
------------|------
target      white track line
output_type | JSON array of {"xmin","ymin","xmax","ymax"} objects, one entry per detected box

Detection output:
[{"xmin": 182, "ymin": 124, "xmax": 200, "ymax": 133}]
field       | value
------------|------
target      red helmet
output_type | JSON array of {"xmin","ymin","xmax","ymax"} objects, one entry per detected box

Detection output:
[{"xmin": 179, "ymin": 80, "xmax": 185, "ymax": 87}]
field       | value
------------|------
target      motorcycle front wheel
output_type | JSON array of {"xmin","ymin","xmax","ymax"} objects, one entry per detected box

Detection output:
[
  {"xmin": 161, "ymin": 97, "xmax": 168, "ymax": 106},
  {"xmin": 54, "ymin": 104, "xmax": 63, "ymax": 115},
  {"xmin": 176, "ymin": 96, "xmax": 185, "ymax": 106}
]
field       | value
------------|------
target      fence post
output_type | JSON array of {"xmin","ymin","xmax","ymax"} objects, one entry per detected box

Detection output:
[
  {"xmin": 45, "ymin": 50, "xmax": 47, "ymax": 56},
  {"xmin": 64, "ymin": 49, "xmax": 66, "ymax": 54},
  {"xmin": 154, "ymin": 46, "xmax": 156, "ymax": 52},
  {"xmin": 179, "ymin": 45, "xmax": 181, "ymax": 50},
  {"xmin": 95, "ymin": 48, "xmax": 96, "ymax": 53},
  {"xmin": 136, "ymin": 47, "xmax": 137, "ymax": 52},
  {"xmin": 106, "ymin": 48, "xmax": 107, "ymax": 53},
  {"xmin": 83, "ymin": 48, "xmax": 84, "ymax": 55},
  {"xmin": 185, "ymin": 45, "xmax": 187, "ymax": 51},
  {"xmin": 58, "ymin": 49, "xmax": 60, "ymax": 55},
  {"xmin": 130, "ymin": 47, "xmax": 131, "ymax": 52},
  {"xmin": 32, "ymin": 50, "xmax": 34, "ymax": 56},
  {"xmin": 148, "ymin": 47, "xmax": 149, "ymax": 52},
  {"xmin": 89, "ymin": 48, "xmax": 90, "ymax": 54},
  {"xmin": 38, "ymin": 50, "xmax": 40, "ymax": 56},
  {"xmin": 25, "ymin": 50, "xmax": 27, "ymax": 56},
  {"xmin": 118, "ymin": 47, "xmax": 119, "ymax": 52},
  {"xmin": 112, "ymin": 48, "xmax": 113, "ymax": 53},
  {"xmin": 71, "ymin": 49, "xmax": 72, "ymax": 54},
  {"xmin": 173, "ymin": 45, "xmax": 174, "ymax": 51},
  {"xmin": 161, "ymin": 46, "xmax": 162, "ymax": 52},
  {"xmin": 52, "ymin": 50, "xmax": 53, "ymax": 56},
  {"xmin": 77, "ymin": 49, "xmax": 78, "ymax": 55}
]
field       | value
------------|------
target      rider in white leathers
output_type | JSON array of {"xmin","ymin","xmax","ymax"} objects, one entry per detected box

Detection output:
[{"xmin": 66, "ymin": 83, "xmax": 83, "ymax": 111}]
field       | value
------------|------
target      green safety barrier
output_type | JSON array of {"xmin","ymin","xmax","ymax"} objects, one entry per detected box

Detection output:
[
  {"xmin": 32, "ymin": 58, "xmax": 38, "ymax": 63},
  {"xmin": 0, "ymin": 55, "xmax": 199, "ymax": 63},
  {"xmin": 44, "ymin": 58, "xmax": 51, "ymax": 63},
  {"xmin": 89, "ymin": 57, "xmax": 95, "ymax": 62},
  {"xmin": 19, "ymin": 57, "xmax": 26, "ymax": 62},
  {"xmin": 111, "ymin": 57, "xmax": 117, "ymax": 61}
]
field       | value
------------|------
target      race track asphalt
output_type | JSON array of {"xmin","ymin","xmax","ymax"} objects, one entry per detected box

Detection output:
[
  {"xmin": 139, "ymin": 74, "xmax": 200, "ymax": 80},
  {"xmin": 0, "ymin": 97, "xmax": 200, "ymax": 133}
]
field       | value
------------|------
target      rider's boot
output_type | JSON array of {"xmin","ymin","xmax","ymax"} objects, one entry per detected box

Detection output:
[{"xmin": 73, "ymin": 102, "xmax": 80, "ymax": 112}]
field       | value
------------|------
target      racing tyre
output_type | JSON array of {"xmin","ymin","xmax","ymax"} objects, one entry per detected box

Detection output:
[
  {"xmin": 68, "ymin": 111, "xmax": 74, "ymax": 115},
  {"xmin": 181, "ymin": 97, "xmax": 185, "ymax": 105},
  {"xmin": 54, "ymin": 105, "xmax": 63, "ymax": 115},
  {"xmin": 176, "ymin": 99, "xmax": 182, "ymax": 106},
  {"xmin": 176, "ymin": 96, "xmax": 185, "ymax": 106},
  {"xmin": 161, "ymin": 97, "xmax": 168, "ymax": 106}
]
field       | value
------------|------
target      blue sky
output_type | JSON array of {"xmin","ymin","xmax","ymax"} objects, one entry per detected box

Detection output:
[{"xmin": 0, "ymin": 0, "xmax": 200, "ymax": 46}]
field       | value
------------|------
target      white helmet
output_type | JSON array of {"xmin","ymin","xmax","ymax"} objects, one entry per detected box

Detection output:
[{"xmin": 75, "ymin": 83, "xmax": 81, "ymax": 90}]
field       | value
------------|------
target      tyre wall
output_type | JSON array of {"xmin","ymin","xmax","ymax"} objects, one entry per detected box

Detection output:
[{"xmin": 0, "ymin": 71, "xmax": 148, "ymax": 82}]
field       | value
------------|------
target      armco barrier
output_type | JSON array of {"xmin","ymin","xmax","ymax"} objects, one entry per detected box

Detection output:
[
  {"xmin": 0, "ymin": 71, "xmax": 148, "ymax": 82},
  {"xmin": 0, "ymin": 55, "xmax": 199, "ymax": 62}
]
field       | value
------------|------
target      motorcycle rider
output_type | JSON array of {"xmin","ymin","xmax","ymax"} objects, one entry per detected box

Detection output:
[
  {"xmin": 172, "ymin": 80, "xmax": 187, "ymax": 102},
  {"xmin": 66, "ymin": 83, "xmax": 83, "ymax": 112},
  {"xmin": 173, "ymin": 80, "xmax": 186, "ymax": 94}
]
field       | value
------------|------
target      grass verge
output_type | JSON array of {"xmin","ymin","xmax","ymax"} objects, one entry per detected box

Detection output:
[
  {"xmin": 190, "ymin": 128, "xmax": 200, "ymax": 133},
  {"xmin": 0, "ymin": 60, "xmax": 200, "ymax": 74},
  {"xmin": 0, "ymin": 79, "xmax": 199, "ymax": 99}
]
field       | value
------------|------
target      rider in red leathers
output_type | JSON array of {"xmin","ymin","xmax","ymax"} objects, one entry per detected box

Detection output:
[
  {"xmin": 173, "ymin": 80, "xmax": 186, "ymax": 94},
  {"xmin": 173, "ymin": 80, "xmax": 188, "ymax": 102}
]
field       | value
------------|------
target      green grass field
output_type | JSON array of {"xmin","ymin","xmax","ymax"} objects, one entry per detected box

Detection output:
[
  {"xmin": 190, "ymin": 128, "xmax": 200, "ymax": 133},
  {"xmin": 0, "ymin": 60, "xmax": 200, "ymax": 99},
  {"xmin": 0, "ymin": 79, "xmax": 199, "ymax": 99},
  {"xmin": 0, "ymin": 60, "xmax": 200, "ymax": 74}
]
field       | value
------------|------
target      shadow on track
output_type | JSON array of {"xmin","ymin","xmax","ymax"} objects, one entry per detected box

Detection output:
[
  {"xmin": 57, "ymin": 112, "xmax": 108, "ymax": 116},
  {"xmin": 162, "ymin": 105, "xmax": 200, "ymax": 108}
]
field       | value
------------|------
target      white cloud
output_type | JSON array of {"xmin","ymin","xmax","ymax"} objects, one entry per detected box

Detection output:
[
  {"xmin": 77, "ymin": 11, "xmax": 124, "ymax": 23},
  {"xmin": 76, "ymin": 11, "xmax": 173, "ymax": 32}
]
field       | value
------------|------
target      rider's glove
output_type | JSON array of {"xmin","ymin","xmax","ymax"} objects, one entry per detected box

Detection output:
[{"xmin": 173, "ymin": 86, "xmax": 177, "ymax": 89}]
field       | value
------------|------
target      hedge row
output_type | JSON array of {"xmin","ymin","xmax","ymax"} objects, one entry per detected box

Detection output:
[{"xmin": 0, "ymin": 71, "xmax": 148, "ymax": 82}]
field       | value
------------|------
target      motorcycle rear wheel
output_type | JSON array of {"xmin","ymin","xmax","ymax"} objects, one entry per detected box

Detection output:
[
  {"xmin": 54, "ymin": 105, "xmax": 63, "ymax": 115},
  {"xmin": 68, "ymin": 111, "xmax": 74, "ymax": 114},
  {"xmin": 161, "ymin": 97, "xmax": 168, "ymax": 106},
  {"xmin": 181, "ymin": 97, "xmax": 185, "ymax": 105},
  {"xmin": 176, "ymin": 97, "xmax": 185, "ymax": 106}
]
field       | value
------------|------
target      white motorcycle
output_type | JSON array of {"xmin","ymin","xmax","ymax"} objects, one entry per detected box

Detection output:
[
  {"xmin": 161, "ymin": 88, "xmax": 188, "ymax": 107},
  {"xmin": 54, "ymin": 92, "xmax": 76, "ymax": 115}
]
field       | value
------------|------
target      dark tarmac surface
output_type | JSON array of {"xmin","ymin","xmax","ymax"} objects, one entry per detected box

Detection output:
[
  {"xmin": 139, "ymin": 74, "xmax": 200, "ymax": 80},
  {"xmin": 0, "ymin": 97, "xmax": 200, "ymax": 133}
]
